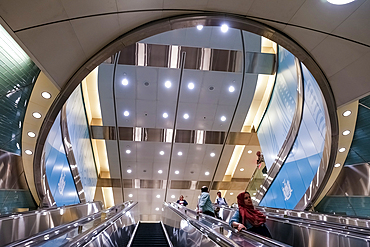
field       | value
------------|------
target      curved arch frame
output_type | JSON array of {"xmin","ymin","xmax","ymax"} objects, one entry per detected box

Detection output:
[{"xmin": 33, "ymin": 13, "xmax": 338, "ymax": 207}]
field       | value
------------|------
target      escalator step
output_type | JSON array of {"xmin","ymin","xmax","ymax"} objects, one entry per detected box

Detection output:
[{"xmin": 131, "ymin": 223, "xmax": 170, "ymax": 247}]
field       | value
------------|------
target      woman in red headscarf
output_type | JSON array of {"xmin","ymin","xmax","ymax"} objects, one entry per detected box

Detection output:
[{"xmin": 229, "ymin": 192, "xmax": 271, "ymax": 238}]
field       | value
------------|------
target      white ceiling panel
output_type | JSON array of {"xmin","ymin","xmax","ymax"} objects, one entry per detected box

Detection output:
[
  {"xmin": 116, "ymin": 0, "xmax": 164, "ymax": 12},
  {"xmin": 164, "ymin": 0, "xmax": 207, "ymax": 10},
  {"xmin": 242, "ymin": 31, "xmax": 261, "ymax": 53},
  {"xmin": 136, "ymin": 100, "xmax": 157, "ymax": 128},
  {"xmin": 98, "ymin": 64, "xmax": 114, "ymax": 99},
  {"xmin": 153, "ymin": 143, "xmax": 172, "ymax": 162},
  {"xmin": 136, "ymin": 67, "xmax": 158, "ymax": 100},
  {"xmin": 206, "ymin": 0, "xmax": 254, "ymax": 16},
  {"xmin": 152, "ymin": 164, "xmax": 168, "ymax": 180},
  {"xmin": 105, "ymin": 140, "xmax": 120, "ymax": 179},
  {"xmin": 136, "ymin": 142, "xmax": 156, "ymax": 161},
  {"xmin": 61, "ymin": 0, "xmax": 117, "ymax": 18},
  {"xmin": 100, "ymin": 96, "xmax": 115, "ymax": 126},
  {"xmin": 179, "ymin": 70, "xmax": 203, "ymax": 103},
  {"xmin": 115, "ymin": 98, "xmax": 136, "ymax": 126},
  {"xmin": 202, "ymin": 145, "xmax": 223, "ymax": 167},
  {"xmin": 121, "ymin": 162, "xmax": 139, "ymax": 179},
  {"xmin": 115, "ymin": 65, "xmax": 137, "ymax": 100},
  {"xmin": 212, "ymin": 105, "xmax": 234, "ymax": 131},
  {"xmin": 195, "ymin": 103, "xmax": 217, "ymax": 122},
  {"xmin": 283, "ymin": 25, "xmax": 328, "ymax": 52},
  {"xmin": 217, "ymin": 74, "xmax": 242, "ymax": 106},
  {"xmin": 187, "ymin": 145, "xmax": 207, "ymax": 164},
  {"xmin": 157, "ymin": 68, "xmax": 181, "ymax": 103},
  {"xmin": 176, "ymin": 102, "xmax": 198, "ymax": 130},
  {"xmin": 120, "ymin": 141, "xmax": 137, "ymax": 162},
  {"xmin": 209, "ymin": 26, "xmax": 244, "ymax": 51},
  {"xmin": 172, "ymin": 143, "xmax": 190, "ymax": 165},
  {"xmin": 156, "ymin": 101, "xmax": 176, "ymax": 129}
]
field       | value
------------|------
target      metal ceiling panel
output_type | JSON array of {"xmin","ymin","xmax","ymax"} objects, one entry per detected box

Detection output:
[
  {"xmin": 179, "ymin": 70, "xmax": 203, "ymax": 103},
  {"xmin": 136, "ymin": 67, "xmax": 158, "ymax": 101},
  {"xmin": 115, "ymin": 98, "xmax": 136, "ymax": 127},
  {"xmin": 136, "ymin": 100, "xmax": 157, "ymax": 128},
  {"xmin": 114, "ymin": 65, "xmax": 136, "ymax": 100},
  {"xmin": 157, "ymin": 68, "xmax": 180, "ymax": 103},
  {"xmin": 176, "ymin": 102, "xmax": 197, "ymax": 130}
]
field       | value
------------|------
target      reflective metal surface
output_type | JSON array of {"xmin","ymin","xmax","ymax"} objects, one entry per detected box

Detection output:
[{"xmin": 0, "ymin": 201, "xmax": 103, "ymax": 246}]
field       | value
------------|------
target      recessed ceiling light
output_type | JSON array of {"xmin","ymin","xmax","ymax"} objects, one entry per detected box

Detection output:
[
  {"xmin": 126, "ymin": 150, "xmax": 131, "ymax": 154},
  {"xmin": 327, "ymin": 0, "xmax": 355, "ymax": 5},
  {"xmin": 188, "ymin": 82, "xmax": 195, "ymax": 89},
  {"xmin": 253, "ymin": 193, "xmax": 256, "ymax": 195},
  {"xmin": 183, "ymin": 113, "xmax": 189, "ymax": 119},
  {"xmin": 175, "ymin": 170, "xmax": 179, "ymax": 174},
  {"xmin": 248, "ymin": 150, "xmax": 252, "ymax": 154},
  {"xmin": 240, "ymin": 168, "xmax": 244, "ymax": 171},
  {"xmin": 27, "ymin": 132, "xmax": 36, "ymax": 138},
  {"xmin": 228, "ymin": 86, "xmax": 235, "ymax": 92},
  {"xmin": 210, "ymin": 152, "xmax": 215, "ymax": 157},
  {"xmin": 127, "ymin": 169, "xmax": 132, "ymax": 173},
  {"xmin": 122, "ymin": 78, "xmax": 128, "ymax": 86},
  {"xmin": 32, "ymin": 112, "xmax": 42, "ymax": 119},
  {"xmin": 205, "ymin": 171, "xmax": 210, "ymax": 176},
  {"xmin": 342, "ymin": 110, "xmax": 351, "ymax": 117},
  {"xmin": 41, "ymin": 92, "xmax": 51, "ymax": 99},
  {"xmin": 158, "ymin": 170, "xmax": 163, "ymax": 174},
  {"xmin": 25, "ymin": 150, "xmax": 33, "ymax": 155},
  {"xmin": 339, "ymin": 147, "xmax": 346, "ymax": 153},
  {"xmin": 197, "ymin": 25, "xmax": 203, "ymax": 30},
  {"xmin": 230, "ymin": 192, "xmax": 233, "ymax": 195},
  {"xmin": 163, "ymin": 112, "xmax": 168, "ymax": 118},
  {"xmin": 221, "ymin": 24, "xmax": 229, "ymax": 33},
  {"xmin": 178, "ymin": 151, "xmax": 183, "ymax": 156},
  {"xmin": 156, "ymin": 194, "xmax": 160, "ymax": 198},
  {"xmin": 165, "ymin": 81, "xmax": 171, "ymax": 88},
  {"xmin": 155, "ymin": 207, "xmax": 159, "ymax": 211},
  {"xmin": 342, "ymin": 130, "xmax": 350, "ymax": 136},
  {"xmin": 335, "ymin": 163, "xmax": 341, "ymax": 168},
  {"xmin": 221, "ymin": 116, "xmax": 226, "ymax": 121},
  {"xmin": 124, "ymin": 111, "xmax": 129, "ymax": 117},
  {"xmin": 171, "ymin": 195, "xmax": 175, "ymax": 198},
  {"xmin": 159, "ymin": 151, "xmax": 164, "ymax": 155},
  {"xmin": 128, "ymin": 194, "xmax": 133, "ymax": 198}
]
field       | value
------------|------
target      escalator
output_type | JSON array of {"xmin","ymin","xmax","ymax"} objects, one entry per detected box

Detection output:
[{"xmin": 128, "ymin": 222, "xmax": 171, "ymax": 247}]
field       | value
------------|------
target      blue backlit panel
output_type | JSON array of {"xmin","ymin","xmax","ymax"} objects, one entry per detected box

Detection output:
[
  {"xmin": 66, "ymin": 85, "xmax": 97, "ymax": 202},
  {"xmin": 257, "ymin": 46, "xmax": 298, "ymax": 169},
  {"xmin": 44, "ymin": 113, "xmax": 80, "ymax": 206},
  {"xmin": 260, "ymin": 63, "xmax": 327, "ymax": 209}
]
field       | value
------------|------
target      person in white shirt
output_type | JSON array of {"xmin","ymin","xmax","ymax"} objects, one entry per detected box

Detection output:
[{"xmin": 215, "ymin": 191, "xmax": 228, "ymax": 206}]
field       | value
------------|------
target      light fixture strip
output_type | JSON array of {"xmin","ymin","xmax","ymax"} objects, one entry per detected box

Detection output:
[
  {"xmin": 196, "ymin": 130, "xmax": 204, "ymax": 144},
  {"xmin": 201, "ymin": 48, "xmax": 211, "ymax": 71},
  {"xmin": 135, "ymin": 127, "xmax": 142, "ymax": 141},
  {"xmin": 169, "ymin": 45, "xmax": 179, "ymax": 69},
  {"xmin": 137, "ymin": 43, "xmax": 146, "ymax": 66}
]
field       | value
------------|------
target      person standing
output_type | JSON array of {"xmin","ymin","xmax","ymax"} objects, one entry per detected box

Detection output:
[
  {"xmin": 215, "ymin": 191, "xmax": 228, "ymax": 206},
  {"xmin": 176, "ymin": 195, "xmax": 188, "ymax": 207},
  {"xmin": 197, "ymin": 186, "xmax": 215, "ymax": 217}
]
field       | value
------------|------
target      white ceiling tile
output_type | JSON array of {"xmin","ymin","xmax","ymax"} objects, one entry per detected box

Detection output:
[
  {"xmin": 176, "ymin": 102, "xmax": 198, "ymax": 130},
  {"xmin": 100, "ymin": 96, "xmax": 115, "ymax": 126},
  {"xmin": 98, "ymin": 64, "xmax": 114, "ymax": 99},
  {"xmin": 217, "ymin": 73, "xmax": 242, "ymax": 106},
  {"xmin": 282, "ymin": 25, "xmax": 328, "ymax": 52},
  {"xmin": 156, "ymin": 101, "xmax": 176, "ymax": 129},
  {"xmin": 199, "ymin": 72, "xmax": 224, "ymax": 104},
  {"xmin": 116, "ymin": 99, "xmax": 136, "ymax": 126},
  {"xmin": 212, "ymin": 105, "xmax": 235, "ymax": 131},
  {"xmin": 115, "ymin": 65, "xmax": 137, "ymax": 100},
  {"xmin": 179, "ymin": 70, "xmax": 203, "ymax": 103},
  {"xmin": 157, "ymin": 68, "xmax": 181, "ymax": 103},
  {"xmin": 120, "ymin": 141, "xmax": 137, "ymax": 162},
  {"xmin": 154, "ymin": 143, "xmax": 172, "ymax": 162},
  {"xmin": 206, "ymin": 0, "xmax": 254, "ymax": 16},
  {"xmin": 61, "ymin": 0, "xmax": 117, "ymax": 18},
  {"xmin": 136, "ymin": 67, "xmax": 158, "ymax": 100},
  {"xmin": 136, "ymin": 100, "xmax": 157, "ymax": 128},
  {"xmin": 116, "ymin": 0, "xmax": 164, "ymax": 11}
]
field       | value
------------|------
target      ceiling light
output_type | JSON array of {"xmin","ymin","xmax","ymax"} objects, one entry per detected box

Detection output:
[
  {"xmin": 163, "ymin": 112, "xmax": 168, "ymax": 118},
  {"xmin": 197, "ymin": 25, "xmax": 203, "ymax": 30},
  {"xmin": 171, "ymin": 195, "xmax": 175, "ymax": 199},
  {"xmin": 339, "ymin": 147, "xmax": 346, "ymax": 153},
  {"xmin": 221, "ymin": 24, "xmax": 229, "ymax": 33},
  {"xmin": 32, "ymin": 112, "xmax": 42, "ymax": 119},
  {"xmin": 126, "ymin": 150, "xmax": 131, "ymax": 154},
  {"xmin": 183, "ymin": 113, "xmax": 189, "ymax": 119},
  {"xmin": 248, "ymin": 150, "xmax": 252, "ymax": 154},
  {"xmin": 188, "ymin": 82, "xmax": 195, "ymax": 89},
  {"xmin": 221, "ymin": 116, "xmax": 226, "ymax": 121},
  {"xmin": 210, "ymin": 152, "xmax": 215, "ymax": 157},
  {"xmin": 230, "ymin": 192, "xmax": 233, "ymax": 195},
  {"xmin": 253, "ymin": 193, "xmax": 256, "ymax": 195},
  {"xmin": 165, "ymin": 81, "xmax": 171, "ymax": 88},
  {"xmin": 240, "ymin": 168, "xmax": 244, "ymax": 171},
  {"xmin": 342, "ymin": 110, "xmax": 351, "ymax": 117},
  {"xmin": 158, "ymin": 170, "xmax": 163, "ymax": 174},
  {"xmin": 155, "ymin": 207, "xmax": 159, "ymax": 211},
  {"xmin": 205, "ymin": 171, "xmax": 210, "ymax": 176},
  {"xmin": 175, "ymin": 170, "xmax": 179, "ymax": 174},
  {"xmin": 156, "ymin": 194, "xmax": 160, "ymax": 198},
  {"xmin": 128, "ymin": 194, "xmax": 133, "ymax": 198},
  {"xmin": 178, "ymin": 151, "xmax": 183, "ymax": 156},
  {"xmin": 124, "ymin": 111, "xmax": 129, "ymax": 117},
  {"xmin": 335, "ymin": 163, "xmax": 341, "ymax": 168},
  {"xmin": 127, "ymin": 169, "xmax": 132, "ymax": 173},
  {"xmin": 122, "ymin": 78, "xmax": 128, "ymax": 86},
  {"xmin": 342, "ymin": 130, "xmax": 350, "ymax": 136},
  {"xmin": 159, "ymin": 151, "xmax": 164, "ymax": 155},
  {"xmin": 327, "ymin": 0, "xmax": 355, "ymax": 5},
  {"xmin": 27, "ymin": 132, "xmax": 36, "ymax": 138},
  {"xmin": 228, "ymin": 86, "xmax": 235, "ymax": 92},
  {"xmin": 41, "ymin": 92, "xmax": 51, "ymax": 99},
  {"xmin": 25, "ymin": 150, "xmax": 33, "ymax": 155}
]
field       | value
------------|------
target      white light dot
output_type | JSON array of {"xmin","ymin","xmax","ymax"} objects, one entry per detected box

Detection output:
[
  {"xmin": 124, "ymin": 111, "xmax": 129, "ymax": 117},
  {"xmin": 165, "ymin": 81, "xmax": 171, "ymax": 88},
  {"xmin": 327, "ymin": 0, "xmax": 355, "ymax": 5},
  {"xmin": 221, "ymin": 24, "xmax": 229, "ymax": 33},
  {"xmin": 230, "ymin": 192, "xmax": 234, "ymax": 195},
  {"xmin": 159, "ymin": 151, "xmax": 164, "ymax": 155},
  {"xmin": 156, "ymin": 194, "xmax": 161, "ymax": 198},
  {"xmin": 25, "ymin": 150, "xmax": 33, "ymax": 155},
  {"xmin": 33, "ymin": 112, "xmax": 42, "ymax": 119},
  {"xmin": 158, "ymin": 170, "xmax": 163, "ymax": 174},
  {"xmin": 197, "ymin": 25, "xmax": 203, "ymax": 30},
  {"xmin": 205, "ymin": 171, "xmax": 210, "ymax": 176},
  {"xmin": 339, "ymin": 147, "xmax": 346, "ymax": 153},
  {"xmin": 343, "ymin": 110, "xmax": 352, "ymax": 117},
  {"xmin": 228, "ymin": 86, "xmax": 235, "ymax": 92},
  {"xmin": 335, "ymin": 163, "xmax": 341, "ymax": 168},
  {"xmin": 178, "ymin": 151, "xmax": 183, "ymax": 156},
  {"xmin": 183, "ymin": 113, "xmax": 189, "ymax": 119},
  {"xmin": 342, "ymin": 130, "xmax": 350, "ymax": 136},
  {"xmin": 128, "ymin": 194, "xmax": 133, "ymax": 198},
  {"xmin": 221, "ymin": 116, "xmax": 226, "ymax": 122},
  {"xmin": 253, "ymin": 193, "xmax": 256, "ymax": 195},
  {"xmin": 163, "ymin": 112, "xmax": 168, "ymax": 118},
  {"xmin": 41, "ymin": 92, "xmax": 51, "ymax": 99},
  {"xmin": 248, "ymin": 150, "xmax": 252, "ymax": 154},
  {"xmin": 126, "ymin": 150, "xmax": 131, "ymax": 154},
  {"xmin": 122, "ymin": 78, "xmax": 128, "ymax": 86},
  {"xmin": 188, "ymin": 82, "xmax": 195, "ymax": 89},
  {"xmin": 155, "ymin": 207, "xmax": 159, "ymax": 211},
  {"xmin": 28, "ymin": 132, "xmax": 36, "ymax": 138},
  {"xmin": 240, "ymin": 168, "xmax": 244, "ymax": 171},
  {"xmin": 175, "ymin": 170, "xmax": 179, "ymax": 174},
  {"xmin": 127, "ymin": 169, "xmax": 132, "ymax": 173},
  {"xmin": 171, "ymin": 195, "xmax": 175, "ymax": 198},
  {"xmin": 210, "ymin": 152, "xmax": 215, "ymax": 157}
]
